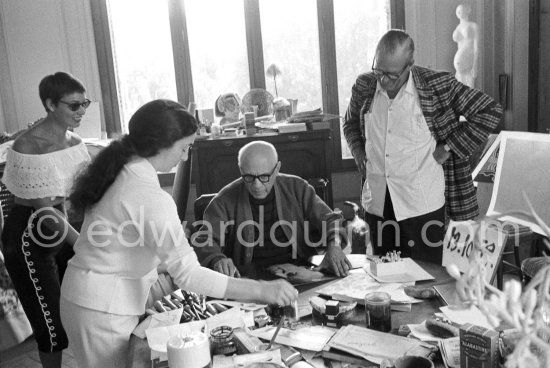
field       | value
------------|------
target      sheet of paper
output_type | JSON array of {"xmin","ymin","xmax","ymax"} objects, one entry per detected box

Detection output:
[
  {"xmin": 486, "ymin": 131, "xmax": 550, "ymax": 235},
  {"xmin": 439, "ymin": 305, "xmax": 493, "ymax": 330},
  {"xmin": 212, "ymin": 349, "xmax": 283, "ymax": 368},
  {"xmin": 327, "ymin": 325, "xmax": 434, "ymax": 364},
  {"xmin": 315, "ymin": 270, "xmax": 421, "ymax": 305},
  {"xmin": 309, "ymin": 254, "xmax": 370, "ymax": 269},
  {"xmin": 250, "ymin": 325, "xmax": 336, "ymax": 352},
  {"xmin": 442, "ymin": 220, "xmax": 507, "ymax": 284},
  {"xmin": 439, "ymin": 337, "xmax": 460, "ymax": 368},
  {"xmin": 206, "ymin": 307, "xmax": 249, "ymax": 330},
  {"xmin": 132, "ymin": 309, "xmax": 183, "ymax": 339}
]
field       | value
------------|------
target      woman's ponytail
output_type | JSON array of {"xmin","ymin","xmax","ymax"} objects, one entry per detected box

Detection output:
[{"xmin": 70, "ymin": 136, "xmax": 135, "ymax": 215}]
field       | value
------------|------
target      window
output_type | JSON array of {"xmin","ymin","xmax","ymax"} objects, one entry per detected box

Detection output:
[
  {"xmin": 260, "ymin": 0, "xmax": 321, "ymax": 111},
  {"xmin": 94, "ymin": 0, "xmax": 400, "ymax": 169},
  {"xmin": 107, "ymin": 0, "xmax": 177, "ymax": 131},
  {"xmin": 184, "ymin": 0, "xmax": 249, "ymax": 113},
  {"xmin": 334, "ymin": 0, "xmax": 391, "ymax": 159}
]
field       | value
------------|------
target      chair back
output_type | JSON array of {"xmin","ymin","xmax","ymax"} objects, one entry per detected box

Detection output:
[
  {"xmin": 194, "ymin": 194, "xmax": 216, "ymax": 222},
  {"xmin": 172, "ymin": 149, "xmax": 194, "ymax": 222}
]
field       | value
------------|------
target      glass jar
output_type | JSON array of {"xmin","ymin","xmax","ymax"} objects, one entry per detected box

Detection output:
[{"xmin": 209, "ymin": 325, "xmax": 236, "ymax": 356}]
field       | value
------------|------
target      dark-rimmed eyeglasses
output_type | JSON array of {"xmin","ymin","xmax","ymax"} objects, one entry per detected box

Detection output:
[
  {"xmin": 58, "ymin": 99, "xmax": 91, "ymax": 112},
  {"xmin": 241, "ymin": 163, "xmax": 278, "ymax": 184},
  {"xmin": 371, "ymin": 57, "xmax": 411, "ymax": 81}
]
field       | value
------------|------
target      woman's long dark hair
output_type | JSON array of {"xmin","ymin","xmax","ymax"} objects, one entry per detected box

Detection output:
[{"xmin": 70, "ymin": 99, "xmax": 198, "ymax": 214}]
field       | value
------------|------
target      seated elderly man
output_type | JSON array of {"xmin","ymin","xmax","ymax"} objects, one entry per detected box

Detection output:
[{"xmin": 192, "ymin": 141, "xmax": 351, "ymax": 278}]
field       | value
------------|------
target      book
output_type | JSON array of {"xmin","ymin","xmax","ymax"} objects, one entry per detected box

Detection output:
[
  {"xmin": 307, "ymin": 121, "xmax": 331, "ymax": 130},
  {"xmin": 278, "ymin": 122, "xmax": 307, "ymax": 133}
]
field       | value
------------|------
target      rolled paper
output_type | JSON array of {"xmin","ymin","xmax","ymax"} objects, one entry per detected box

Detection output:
[{"xmin": 167, "ymin": 332, "xmax": 210, "ymax": 368}]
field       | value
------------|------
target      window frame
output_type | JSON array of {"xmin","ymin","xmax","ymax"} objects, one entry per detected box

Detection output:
[{"xmin": 90, "ymin": 0, "xmax": 404, "ymax": 171}]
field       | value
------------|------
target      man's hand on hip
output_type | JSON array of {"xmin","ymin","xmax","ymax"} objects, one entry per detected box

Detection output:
[
  {"xmin": 212, "ymin": 258, "xmax": 241, "ymax": 277},
  {"xmin": 319, "ymin": 243, "xmax": 352, "ymax": 277},
  {"xmin": 433, "ymin": 143, "xmax": 451, "ymax": 164},
  {"xmin": 353, "ymin": 151, "xmax": 367, "ymax": 176}
]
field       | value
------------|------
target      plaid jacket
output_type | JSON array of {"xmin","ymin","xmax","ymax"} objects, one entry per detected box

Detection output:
[{"xmin": 343, "ymin": 66, "xmax": 502, "ymax": 220}]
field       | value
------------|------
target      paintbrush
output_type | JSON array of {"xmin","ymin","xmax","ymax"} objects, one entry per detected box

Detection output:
[{"xmin": 267, "ymin": 317, "xmax": 285, "ymax": 350}]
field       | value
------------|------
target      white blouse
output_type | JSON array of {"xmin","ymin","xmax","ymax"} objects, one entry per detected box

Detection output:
[
  {"xmin": 61, "ymin": 158, "xmax": 229, "ymax": 315},
  {"xmin": 2, "ymin": 142, "xmax": 91, "ymax": 199}
]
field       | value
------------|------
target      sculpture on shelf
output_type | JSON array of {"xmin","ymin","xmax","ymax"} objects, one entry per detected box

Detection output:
[
  {"xmin": 215, "ymin": 93, "xmax": 242, "ymax": 126},
  {"xmin": 452, "ymin": 4, "xmax": 479, "ymax": 88}
]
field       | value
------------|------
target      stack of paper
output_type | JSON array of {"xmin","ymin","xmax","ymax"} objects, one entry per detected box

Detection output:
[
  {"xmin": 315, "ymin": 269, "xmax": 422, "ymax": 307},
  {"xmin": 327, "ymin": 325, "xmax": 435, "ymax": 365},
  {"xmin": 288, "ymin": 109, "xmax": 323, "ymax": 124}
]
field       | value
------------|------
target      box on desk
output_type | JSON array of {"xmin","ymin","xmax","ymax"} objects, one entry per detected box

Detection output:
[
  {"xmin": 369, "ymin": 260, "xmax": 405, "ymax": 277},
  {"xmin": 460, "ymin": 323, "xmax": 500, "ymax": 368}
]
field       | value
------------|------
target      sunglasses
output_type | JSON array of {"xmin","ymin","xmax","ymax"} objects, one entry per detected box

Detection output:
[
  {"xmin": 241, "ymin": 163, "xmax": 278, "ymax": 184},
  {"xmin": 371, "ymin": 56, "xmax": 411, "ymax": 81},
  {"xmin": 58, "ymin": 99, "xmax": 91, "ymax": 112}
]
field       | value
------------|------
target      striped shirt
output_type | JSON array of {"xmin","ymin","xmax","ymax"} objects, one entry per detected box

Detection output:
[{"xmin": 343, "ymin": 65, "xmax": 502, "ymax": 220}]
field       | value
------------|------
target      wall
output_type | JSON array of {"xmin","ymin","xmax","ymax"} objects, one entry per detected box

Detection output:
[
  {"xmin": 405, "ymin": 0, "xmax": 530, "ymax": 132},
  {"xmin": 0, "ymin": 0, "xmax": 103, "ymax": 133}
]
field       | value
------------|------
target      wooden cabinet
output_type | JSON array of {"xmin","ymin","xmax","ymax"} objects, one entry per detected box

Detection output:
[{"xmin": 192, "ymin": 129, "xmax": 333, "ymax": 206}]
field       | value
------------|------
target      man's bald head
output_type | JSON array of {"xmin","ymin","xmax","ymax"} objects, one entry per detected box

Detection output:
[
  {"xmin": 238, "ymin": 141, "xmax": 280, "ymax": 200},
  {"xmin": 238, "ymin": 141, "xmax": 278, "ymax": 168}
]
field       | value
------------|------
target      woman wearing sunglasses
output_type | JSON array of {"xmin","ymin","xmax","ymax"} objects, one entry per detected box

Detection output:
[{"xmin": 1, "ymin": 72, "xmax": 91, "ymax": 368}]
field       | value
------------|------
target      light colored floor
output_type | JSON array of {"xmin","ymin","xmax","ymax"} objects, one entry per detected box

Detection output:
[{"xmin": 1, "ymin": 337, "xmax": 77, "ymax": 368}]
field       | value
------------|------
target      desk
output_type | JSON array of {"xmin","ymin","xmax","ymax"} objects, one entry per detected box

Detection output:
[
  {"xmin": 127, "ymin": 261, "xmax": 455, "ymax": 368},
  {"xmin": 192, "ymin": 130, "xmax": 333, "ymax": 207}
]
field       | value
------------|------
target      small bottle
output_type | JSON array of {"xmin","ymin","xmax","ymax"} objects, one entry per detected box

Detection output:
[
  {"xmin": 211, "ymin": 123, "xmax": 221, "ymax": 138},
  {"xmin": 209, "ymin": 326, "xmax": 236, "ymax": 356},
  {"xmin": 195, "ymin": 111, "xmax": 206, "ymax": 135}
]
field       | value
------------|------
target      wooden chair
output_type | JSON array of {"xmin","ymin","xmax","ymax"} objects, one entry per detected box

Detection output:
[{"xmin": 194, "ymin": 193, "xmax": 216, "ymax": 222}]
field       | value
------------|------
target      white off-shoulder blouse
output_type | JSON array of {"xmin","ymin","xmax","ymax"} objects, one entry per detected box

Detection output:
[{"xmin": 2, "ymin": 142, "xmax": 91, "ymax": 199}]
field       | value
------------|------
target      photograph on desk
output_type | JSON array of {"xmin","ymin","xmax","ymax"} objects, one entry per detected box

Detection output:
[{"xmin": 266, "ymin": 263, "xmax": 335, "ymax": 285}]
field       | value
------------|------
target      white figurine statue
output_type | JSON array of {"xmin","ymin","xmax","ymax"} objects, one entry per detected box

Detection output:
[{"xmin": 452, "ymin": 4, "xmax": 479, "ymax": 88}]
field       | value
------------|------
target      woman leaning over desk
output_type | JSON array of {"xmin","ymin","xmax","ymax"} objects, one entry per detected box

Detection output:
[
  {"xmin": 1, "ymin": 72, "xmax": 91, "ymax": 368},
  {"xmin": 61, "ymin": 99, "xmax": 298, "ymax": 368}
]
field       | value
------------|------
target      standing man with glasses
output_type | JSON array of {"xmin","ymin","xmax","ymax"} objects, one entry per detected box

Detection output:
[
  {"xmin": 192, "ymin": 141, "xmax": 351, "ymax": 278},
  {"xmin": 343, "ymin": 29, "xmax": 502, "ymax": 264}
]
